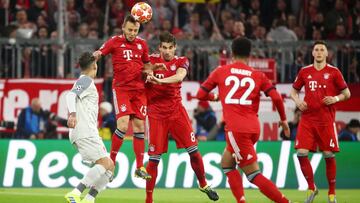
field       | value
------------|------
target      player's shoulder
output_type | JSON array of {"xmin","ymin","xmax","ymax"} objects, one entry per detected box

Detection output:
[
  {"xmin": 298, "ymin": 64, "xmax": 314, "ymax": 73},
  {"xmin": 108, "ymin": 35, "xmax": 122, "ymax": 41},
  {"xmin": 149, "ymin": 53, "xmax": 161, "ymax": 61},
  {"xmin": 135, "ymin": 36, "xmax": 147, "ymax": 43},
  {"xmin": 326, "ymin": 64, "xmax": 341, "ymax": 72},
  {"xmin": 76, "ymin": 75, "xmax": 93, "ymax": 85}
]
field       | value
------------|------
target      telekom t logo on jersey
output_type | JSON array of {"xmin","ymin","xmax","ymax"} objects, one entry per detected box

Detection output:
[
  {"xmin": 309, "ymin": 81, "xmax": 317, "ymax": 91},
  {"xmin": 123, "ymin": 50, "xmax": 133, "ymax": 61}
]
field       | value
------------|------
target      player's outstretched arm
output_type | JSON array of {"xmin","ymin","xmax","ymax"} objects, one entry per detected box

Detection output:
[
  {"xmin": 93, "ymin": 50, "xmax": 102, "ymax": 61},
  {"xmin": 290, "ymin": 88, "xmax": 307, "ymax": 111},
  {"xmin": 268, "ymin": 89, "xmax": 290, "ymax": 138},
  {"xmin": 66, "ymin": 91, "xmax": 77, "ymax": 128},
  {"xmin": 323, "ymin": 88, "xmax": 351, "ymax": 105},
  {"xmin": 150, "ymin": 68, "xmax": 187, "ymax": 84},
  {"xmin": 196, "ymin": 87, "xmax": 218, "ymax": 101}
]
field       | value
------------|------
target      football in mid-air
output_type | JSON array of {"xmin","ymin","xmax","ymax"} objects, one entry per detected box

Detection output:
[{"xmin": 131, "ymin": 2, "xmax": 153, "ymax": 23}]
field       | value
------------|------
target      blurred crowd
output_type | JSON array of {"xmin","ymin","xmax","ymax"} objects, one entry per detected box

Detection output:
[{"xmin": 1, "ymin": 0, "xmax": 360, "ymax": 41}]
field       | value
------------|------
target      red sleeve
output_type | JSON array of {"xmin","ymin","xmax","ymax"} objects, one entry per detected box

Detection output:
[
  {"xmin": 334, "ymin": 69, "xmax": 348, "ymax": 91},
  {"xmin": 268, "ymin": 89, "xmax": 287, "ymax": 121},
  {"xmin": 292, "ymin": 69, "xmax": 304, "ymax": 90},
  {"xmin": 196, "ymin": 69, "xmax": 218, "ymax": 101},
  {"xmin": 99, "ymin": 37, "xmax": 114, "ymax": 56},
  {"xmin": 179, "ymin": 57, "xmax": 190, "ymax": 71},
  {"xmin": 260, "ymin": 72, "xmax": 275, "ymax": 96},
  {"xmin": 142, "ymin": 41, "xmax": 150, "ymax": 64}
]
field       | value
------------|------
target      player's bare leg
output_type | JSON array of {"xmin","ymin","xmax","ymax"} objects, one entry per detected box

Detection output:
[
  {"xmin": 186, "ymin": 145, "xmax": 219, "ymax": 201},
  {"xmin": 221, "ymin": 149, "xmax": 245, "ymax": 203},
  {"xmin": 297, "ymin": 149, "xmax": 318, "ymax": 203},
  {"xmin": 241, "ymin": 162, "xmax": 289, "ymax": 203},
  {"xmin": 133, "ymin": 117, "xmax": 151, "ymax": 180},
  {"xmin": 323, "ymin": 151, "xmax": 337, "ymax": 203},
  {"xmin": 110, "ymin": 115, "xmax": 130, "ymax": 163}
]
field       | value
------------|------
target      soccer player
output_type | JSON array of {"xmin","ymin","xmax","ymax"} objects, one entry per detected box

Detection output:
[
  {"xmin": 93, "ymin": 15, "xmax": 155, "ymax": 179},
  {"xmin": 64, "ymin": 52, "xmax": 114, "ymax": 203},
  {"xmin": 196, "ymin": 37, "xmax": 291, "ymax": 203},
  {"xmin": 145, "ymin": 32, "xmax": 219, "ymax": 203},
  {"xmin": 290, "ymin": 40, "xmax": 351, "ymax": 203}
]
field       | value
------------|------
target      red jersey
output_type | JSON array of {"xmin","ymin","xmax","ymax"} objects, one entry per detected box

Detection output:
[
  {"xmin": 293, "ymin": 64, "xmax": 347, "ymax": 124},
  {"xmin": 146, "ymin": 54, "xmax": 189, "ymax": 119},
  {"xmin": 200, "ymin": 61, "xmax": 274, "ymax": 133},
  {"xmin": 99, "ymin": 35, "xmax": 150, "ymax": 90}
]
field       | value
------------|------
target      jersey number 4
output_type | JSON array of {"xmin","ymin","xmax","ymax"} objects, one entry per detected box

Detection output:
[{"xmin": 225, "ymin": 76, "xmax": 255, "ymax": 105}]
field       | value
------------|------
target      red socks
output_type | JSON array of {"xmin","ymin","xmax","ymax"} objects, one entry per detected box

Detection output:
[
  {"xmin": 146, "ymin": 160, "xmax": 159, "ymax": 203},
  {"xmin": 110, "ymin": 129, "xmax": 125, "ymax": 163},
  {"xmin": 325, "ymin": 157, "xmax": 336, "ymax": 195},
  {"xmin": 133, "ymin": 133, "xmax": 145, "ymax": 169},
  {"xmin": 189, "ymin": 152, "xmax": 207, "ymax": 188},
  {"xmin": 297, "ymin": 156, "xmax": 316, "ymax": 190},
  {"xmin": 225, "ymin": 169, "xmax": 245, "ymax": 203},
  {"xmin": 251, "ymin": 172, "xmax": 289, "ymax": 203}
]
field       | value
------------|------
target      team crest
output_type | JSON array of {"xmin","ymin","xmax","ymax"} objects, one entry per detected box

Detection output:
[
  {"xmin": 137, "ymin": 44, "xmax": 142, "ymax": 50},
  {"xmin": 120, "ymin": 104, "xmax": 127, "ymax": 112},
  {"xmin": 75, "ymin": 85, "xmax": 82, "ymax": 91},
  {"xmin": 324, "ymin": 73, "xmax": 330, "ymax": 79},
  {"xmin": 170, "ymin": 65, "xmax": 176, "ymax": 71},
  {"xmin": 149, "ymin": 144, "xmax": 155, "ymax": 152}
]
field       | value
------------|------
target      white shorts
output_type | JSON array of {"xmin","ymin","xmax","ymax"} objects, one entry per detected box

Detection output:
[{"xmin": 73, "ymin": 137, "xmax": 108, "ymax": 164}]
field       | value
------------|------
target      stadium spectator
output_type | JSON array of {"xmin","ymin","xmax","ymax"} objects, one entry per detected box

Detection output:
[
  {"xmin": 338, "ymin": 119, "xmax": 360, "ymax": 141},
  {"xmin": 139, "ymin": 21, "xmax": 158, "ymax": 41},
  {"xmin": 193, "ymin": 100, "xmax": 217, "ymax": 141},
  {"xmin": 267, "ymin": 19, "xmax": 298, "ymax": 42},
  {"xmin": 15, "ymin": 98, "xmax": 45, "ymax": 139},
  {"xmin": 99, "ymin": 101, "xmax": 116, "ymax": 138},
  {"xmin": 306, "ymin": 13, "xmax": 325, "ymax": 40},
  {"xmin": 232, "ymin": 20, "xmax": 246, "ymax": 38},
  {"xmin": 281, "ymin": 108, "xmax": 301, "ymax": 140},
  {"xmin": 182, "ymin": 12, "xmax": 205, "ymax": 40},
  {"xmin": 11, "ymin": 9, "xmax": 36, "ymax": 31}
]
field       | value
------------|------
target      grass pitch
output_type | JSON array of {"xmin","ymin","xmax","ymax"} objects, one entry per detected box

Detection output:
[{"xmin": 0, "ymin": 188, "xmax": 359, "ymax": 203}]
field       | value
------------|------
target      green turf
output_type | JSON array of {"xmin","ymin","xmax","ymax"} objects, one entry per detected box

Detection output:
[{"xmin": 0, "ymin": 188, "xmax": 359, "ymax": 203}]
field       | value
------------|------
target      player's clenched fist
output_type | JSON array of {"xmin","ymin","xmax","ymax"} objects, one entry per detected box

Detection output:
[
  {"xmin": 67, "ymin": 112, "xmax": 77, "ymax": 128},
  {"xmin": 279, "ymin": 120, "xmax": 290, "ymax": 138},
  {"xmin": 295, "ymin": 100, "xmax": 307, "ymax": 111}
]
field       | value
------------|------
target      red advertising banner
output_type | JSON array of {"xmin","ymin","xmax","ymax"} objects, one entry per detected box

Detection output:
[
  {"xmin": 248, "ymin": 58, "xmax": 277, "ymax": 83},
  {"xmin": 0, "ymin": 79, "xmax": 103, "ymax": 123}
]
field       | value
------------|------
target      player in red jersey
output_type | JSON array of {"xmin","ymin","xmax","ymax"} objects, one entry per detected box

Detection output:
[
  {"xmin": 144, "ymin": 32, "xmax": 219, "ymax": 203},
  {"xmin": 196, "ymin": 37, "xmax": 291, "ymax": 203},
  {"xmin": 93, "ymin": 15, "xmax": 158, "ymax": 180},
  {"xmin": 290, "ymin": 40, "xmax": 351, "ymax": 203}
]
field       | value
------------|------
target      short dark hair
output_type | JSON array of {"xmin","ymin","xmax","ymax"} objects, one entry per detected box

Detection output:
[
  {"xmin": 78, "ymin": 52, "xmax": 95, "ymax": 71},
  {"xmin": 123, "ymin": 15, "xmax": 138, "ymax": 26},
  {"xmin": 313, "ymin": 40, "xmax": 327, "ymax": 48},
  {"xmin": 159, "ymin": 31, "xmax": 176, "ymax": 45},
  {"xmin": 231, "ymin": 37, "xmax": 251, "ymax": 58}
]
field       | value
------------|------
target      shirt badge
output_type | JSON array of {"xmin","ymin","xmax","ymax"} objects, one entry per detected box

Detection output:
[
  {"xmin": 324, "ymin": 73, "xmax": 330, "ymax": 79},
  {"xmin": 120, "ymin": 104, "xmax": 127, "ymax": 112},
  {"xmin": 170, "ymin": 65, "xmax": 176, "ymax": 71},
  {"xmin": 137, "ymin": 44, "xmax": 142, "ymax": 50}
]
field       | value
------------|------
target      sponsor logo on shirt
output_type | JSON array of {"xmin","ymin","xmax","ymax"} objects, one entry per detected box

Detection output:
[
  {"xmin": 75, "ymin": 85, "xmax": 82, "ymax": 91},
  {"xmin": 309, "ymin": 81, "xmax": 317, "ymax": 91}
]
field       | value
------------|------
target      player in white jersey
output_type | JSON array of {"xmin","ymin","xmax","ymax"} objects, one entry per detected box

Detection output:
[{"xmin": 64, "ymin": 52, "xmax": 114, "ymax": 203}]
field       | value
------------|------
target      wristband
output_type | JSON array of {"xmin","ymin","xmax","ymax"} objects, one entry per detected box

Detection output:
[{"xmin": 335, "ymin": 96, "xmax": 340, "ymax": 102}]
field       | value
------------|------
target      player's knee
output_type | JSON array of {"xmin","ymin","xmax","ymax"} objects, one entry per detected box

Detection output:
[
  {"xmin": 186, "ymin": 145, "xmax": 198, "ymax": 155},
  {"xmin": 323, "ymin": 152, "xmax": 335, "ymax": 158},
  {"xmin": 297, "ymin": 150, "xmax": 309, "ymax": 157},
  {"xmin": 246, "ymin": 170, "xmax": 261, "ymax": 182}
]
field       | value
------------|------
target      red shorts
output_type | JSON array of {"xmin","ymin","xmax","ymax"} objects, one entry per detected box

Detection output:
[
  {"xmin": 295, "ymin": 119, "xmax": 339, "ymax": 152},
  {"xmin": 225, "ymin": 131, "xmax": 259, "ymax": 168},
  {"xmin": 146, "ymin": 106, "xmax": 197, "ymax": 155},
  {"xmin": 112, "ymin": 88, "xmax": 147, "ymax": 120}
]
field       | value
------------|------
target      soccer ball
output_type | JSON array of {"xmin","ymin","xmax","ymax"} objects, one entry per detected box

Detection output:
[{"xmin": 131, "ymin": 2, "xmax": 153, "ymax": 24}]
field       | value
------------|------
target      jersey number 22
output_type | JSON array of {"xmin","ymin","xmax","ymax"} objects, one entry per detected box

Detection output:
[{"xmin": 225, "ymin": 76, "xmax": 255, "ymax": 105}]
